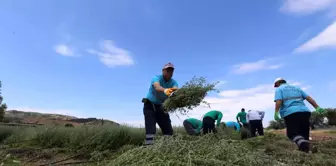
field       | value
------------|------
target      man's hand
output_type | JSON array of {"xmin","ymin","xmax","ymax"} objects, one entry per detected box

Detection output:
[
  {"xmin": 164, "ymin": 88, "xmax": 177, "ymax": 96},
  {"xmin": 316, "ymin": 107, "xmax": 325, "ymax": 113},
  {"xmin": 163, "ymin": 89, "xmax": 173, "ymax": 96},
  {"xmin": 169, "ymin": 88, "xmax": 179, "ymax": 97},
  {"xmin": 274, "ymin": 112, "xmax": 281, "ymax": 121},
  {"xmin": 170, "ymin": 87, "xmax": 178, "ymax": 91}
]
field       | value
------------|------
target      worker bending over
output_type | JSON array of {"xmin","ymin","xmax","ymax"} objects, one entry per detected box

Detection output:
[
  {"xmin": 142, "ymin": 63, "xmax": 178, "ymax": 145},
  {"xmin": 273, "ymin": 77, "xmax": 325, "ymax": 153},
  {"xmin": 224, "ymin": 121, "xmax": 241, "ymax": 132},
  {"xmin": 183, "ymin": 118, "xmax": 202, "ymax": 136},
  {"xmin": 247, "ymin": 110, "xmax": 265, "ymax": 137},
  {"xmin": 202, "ymin": 110, "xmax": 223, "ymax": 134}
]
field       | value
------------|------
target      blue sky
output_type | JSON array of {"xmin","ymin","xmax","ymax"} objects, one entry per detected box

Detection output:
[{"xmin": 1, "ymin": 0, "xmax": 336, "ymax": 127}]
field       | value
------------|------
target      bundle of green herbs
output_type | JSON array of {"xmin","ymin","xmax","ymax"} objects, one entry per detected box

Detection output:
[{"xmin": 163, "ymin": 76, "xmax": 219, "ymax": 114}]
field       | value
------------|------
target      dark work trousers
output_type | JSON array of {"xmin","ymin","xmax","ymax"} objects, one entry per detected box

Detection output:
[
  {"xmin": 242, "ymin": 123, "xmax": 249, "ymax": 129},
  {"xmin": 249, "ymin": 120, "xmax": 264, "ymax": 137},
  {"xmin": 143, "ymin": 99, "xmax": 173, "ymax": 145},
  {"xmin": 202, "ymin": 116, "xmax": 216, "ymax": 135},
  {"xmin": 284, "ymin": 112, "xmax": 311, "ymax": 153},
  {"xmin": 183, "ymin": 120, "xmax": 198, "ymax": 136},
  {"xmin": 240, "ymin": 123, "xmax": 250, "ymax": 140}
]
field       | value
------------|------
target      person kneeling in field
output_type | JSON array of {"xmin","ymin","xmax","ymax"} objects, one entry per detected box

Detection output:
[
  {"xmin": 183, "ymin": 118, "xmax": 202, "ymax": 136},
  {"xmin": 142, "ymin": 63, "xmax": 178, "ymax": 146},
  {"xmin": 273, "ymin": 77, "xmax": 325, "ymax": 153},
  {"xmin": 202, "ymin": 110, "xmax": 223, "ymax": 134},
  {"xmin": 224, "ymin": 121, "xmax": 241, "ymax": 132}
]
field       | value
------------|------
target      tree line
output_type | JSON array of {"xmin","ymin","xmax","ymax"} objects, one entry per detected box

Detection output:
[
  {"xmin": 0, "ymin": 81, "xmax": 7, "ymax": 122},
  {"xmin": 268, "ymin": 108, "xmax": 336, "ymax": 130}
]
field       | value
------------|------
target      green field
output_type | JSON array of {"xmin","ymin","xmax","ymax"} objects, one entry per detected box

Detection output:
[{"xmin": 0, "ymin": 125, "xmax": 335, "ymax": 166}]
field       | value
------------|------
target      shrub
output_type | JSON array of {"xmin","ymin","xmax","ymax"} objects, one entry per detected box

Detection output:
[
  {"xmin": 64, "ymin": 123, "xmax": 74, "ymax": 127},
  {"xmin": 325, "ymin": 108, "xmax": 336, "ymax": 125},
  {"xmin": 310, "ymin": 111, "xmax": 327, "ymax": 129},
  {"xmin": 268, "ymin": 120, "xmax": 286, "ymax": 130},
  {"xmin": 0, "ymin": 126, "xmax": 18, "ymax": 142}
]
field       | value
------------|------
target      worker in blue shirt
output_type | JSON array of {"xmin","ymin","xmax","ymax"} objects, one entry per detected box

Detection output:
[
  {"xmin": 224, "ymin": 121, "xmax": 241, "ymax": 132},
  {"xmin": 273, "ymin": 77, "xmax": 325, "ymax": 153},
  {"xmin": 142, "ymin": 63, "xmax": 178, "ymax": 145}
]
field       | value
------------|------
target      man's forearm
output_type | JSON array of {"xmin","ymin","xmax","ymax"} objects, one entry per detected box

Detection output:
[
  {"xmin": 275, "ymin": 100, "xmax": 282, "ymax": 112},
  {"xmin": 275, "ymin": 107, "xmax": 279, "ymax": 112},
  {"xmin": 155, "ymin": 86, "xmax": 165, "ymax": 92},
  {"xmin": 306, "ymin": 96, "xmax": 319, "ymax": 109},
  {"xmin": 153, "ymin": 83, "xmax": 166, "ymax": 92},
  {"xmin": 216, "ymin": 117, "xmax": 221, "ymax": 126}
]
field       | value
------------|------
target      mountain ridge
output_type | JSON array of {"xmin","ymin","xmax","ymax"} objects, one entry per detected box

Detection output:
[{"xmin": 4, "ymin": 110, "xmax": 120, "ymax": 126}]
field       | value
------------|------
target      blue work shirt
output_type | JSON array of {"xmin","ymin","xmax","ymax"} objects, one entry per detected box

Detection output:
[
  {"xmin": 274, "ymin": 83, "xmax": 310, "ymax": 118},
  {"xmin": 225, "ymin": 121, "xmax": 240, "ymax": 132},
  {"xmin": 146, "ymin": 75, "xmax": 178, "ymax": 104}
]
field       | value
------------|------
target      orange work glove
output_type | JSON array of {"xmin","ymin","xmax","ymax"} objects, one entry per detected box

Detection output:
[
  {"xmin": 164, "ymin": 88, "xmax": 177, "ymax": 96},
  {"xmin": 170, "ymin": 87, "xmax": 178, "ymax": 91}
]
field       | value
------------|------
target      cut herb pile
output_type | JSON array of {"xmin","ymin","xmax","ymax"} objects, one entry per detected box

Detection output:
[
  {"xmin": 163, "ymin": 76, "xmax": 219, "ymax": 114},
  {"xmin": 108, "ymin": 130, "xmax": 336, "ymax": 166}
]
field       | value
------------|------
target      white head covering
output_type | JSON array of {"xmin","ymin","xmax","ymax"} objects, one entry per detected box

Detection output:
[{"xmin": 274, "ymin": 77, "xmax": 285, "ymax": 87}]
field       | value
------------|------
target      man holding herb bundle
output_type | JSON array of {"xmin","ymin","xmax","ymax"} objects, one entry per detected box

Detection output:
[{"xmin": 142, "ymin": 63, "xmax": 178, "ymax": 145}]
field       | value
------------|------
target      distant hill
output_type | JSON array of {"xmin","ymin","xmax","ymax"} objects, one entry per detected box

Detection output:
[{"xmin": 4, "ymin": 110, "xmax": 120, "ymax": 126}]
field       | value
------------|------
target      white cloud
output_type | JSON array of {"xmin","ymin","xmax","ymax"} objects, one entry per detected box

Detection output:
[
  {"xmin": 232, "ymin": 59, "xmax": 284, "ymax": 74},
  {"xmin": 294, "ymin": 21, "xmax": 336, "ymax": 53},
  {"xmin": 280, "ymin": 0, "xmax": 336, "ymax": 15},
  {"xmin": 87, "ymin": 40, "xmax": 134, "ymax": 68},
  {"xmin": 219, "ymin": 84, "xmax": 271, "ymax": 98},
  {"xmin": 53, "ymin": 44, "xmax": 75, "ymax": 56}
]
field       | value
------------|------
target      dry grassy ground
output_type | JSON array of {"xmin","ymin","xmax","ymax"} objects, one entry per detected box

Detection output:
[{"xmin": 271, "ymin": 128, "xmax": 336, "ymax": 141}]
